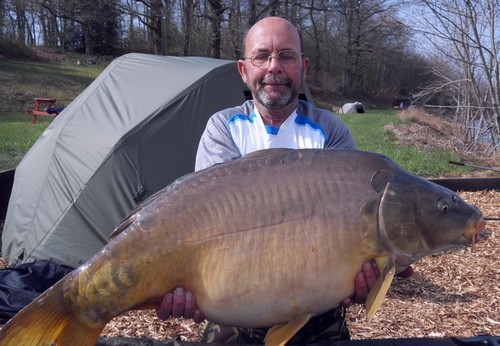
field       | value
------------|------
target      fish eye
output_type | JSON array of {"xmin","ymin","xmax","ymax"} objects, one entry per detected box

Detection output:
[{"xmin": 437, "ymin": 199, "xmax": 449, "ymax": 214}]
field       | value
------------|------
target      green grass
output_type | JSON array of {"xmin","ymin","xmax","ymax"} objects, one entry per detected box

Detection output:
[
  {"xmin": 0, "ymin": 58, "xmax": 105, "ymax": 114},
  {"xmin": 0, "ymin": 108, "xmax": 474, "ymax": 176},
  {"xmin": 0, "ymin": 55, "xmax": 106, "ymax": 171},
  {"xmin": 0, "ymin": 114, "xmax": 51, "ymax": 169},
  {"xmin": 338, "ymin": 111, "xmax": 473, "ymax": 177}
]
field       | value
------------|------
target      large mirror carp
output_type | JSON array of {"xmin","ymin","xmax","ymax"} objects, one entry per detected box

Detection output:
[{"xmin": 0, "ymin": 149, "xmax": 486, "ymax": 346}]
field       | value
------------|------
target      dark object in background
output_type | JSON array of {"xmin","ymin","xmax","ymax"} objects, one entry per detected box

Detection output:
[
  {"xmin": 46, "ymin": 106, "xmax": 65, "ymax": 114},
  {"xmin": 0, "ymin": 260, "xmax": 73, "ymax": 323},
  {"xmin": 0, "ymin": 169, "xmax": 14, "ymax": 222}
]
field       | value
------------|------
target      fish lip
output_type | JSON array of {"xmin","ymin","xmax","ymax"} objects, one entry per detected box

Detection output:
[
  {"xmin": 473, "ymin": 218, "xmax": 487, "ymax": 244},
  {"xmin": 463, "ymin": 217, "xmax": 487, "ymax": 245}
]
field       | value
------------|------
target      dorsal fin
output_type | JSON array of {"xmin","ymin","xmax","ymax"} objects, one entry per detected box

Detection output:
[
  {"xmin": 109, "ymin": 214, "xmax": 136, "ymax": 240},
  {"xmin": 243, "ymin": 148, "xmax": 294, "ymax": 159}
]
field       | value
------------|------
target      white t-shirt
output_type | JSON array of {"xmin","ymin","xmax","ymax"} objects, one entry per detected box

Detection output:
[
  {"xmin": 228, "ymin": 107, "xmax": 326, "ymax": 155},
  {"xmin": 195, "ymin": 100, "xmax": 356, "ymax": 171}
]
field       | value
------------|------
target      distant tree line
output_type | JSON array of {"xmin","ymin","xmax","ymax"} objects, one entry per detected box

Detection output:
[
  {"xmin": 0, "ymin": 0, "xmax": 498, "ymax": 154},
  {"xmin": 0, "ymin": 0, "xmax": 434, "ymax": 101}
]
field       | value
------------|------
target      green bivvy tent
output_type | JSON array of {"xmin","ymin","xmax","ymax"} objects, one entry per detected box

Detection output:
[
  {"xmin": 2, "ymin": 53, "xmax": 312, "ymax": 269},
  {"xmin": 2, "ymin": 54, "xmax": 254, "ymax": 268}
]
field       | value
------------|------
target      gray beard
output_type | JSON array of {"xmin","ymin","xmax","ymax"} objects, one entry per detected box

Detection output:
[{"xmin": 256, "ymin": 88, "xmax": 293, "ymax": 110}]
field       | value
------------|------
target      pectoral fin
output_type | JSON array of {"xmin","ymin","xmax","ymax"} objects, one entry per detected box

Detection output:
[
  {"xmin": 366, "ymin": 256, "xmax": 396, "ymax": 322},
  {"xmin": 264, "ymin": 314, "xmax": 312, "ymax": 346}
]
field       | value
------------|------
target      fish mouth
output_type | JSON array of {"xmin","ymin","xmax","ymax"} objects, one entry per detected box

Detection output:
[{"xmin": 463, "ymin": 217, "xmax": 487, "ymax": 245}]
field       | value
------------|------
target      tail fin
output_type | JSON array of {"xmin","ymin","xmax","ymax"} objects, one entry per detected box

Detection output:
[{"xmin": 0, "ymin": 280, "xmax": 103, "ymax": 346}]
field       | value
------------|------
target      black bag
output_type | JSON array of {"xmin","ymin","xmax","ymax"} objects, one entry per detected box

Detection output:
[{"xmin": 0, "ymin": 260, "xmax": 73, "ymax": 323}]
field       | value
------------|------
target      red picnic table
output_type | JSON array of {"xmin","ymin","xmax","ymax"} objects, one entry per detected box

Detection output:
[{"xmin": 26, "ymin": 98, "xmax": 63, "ymax": 123}]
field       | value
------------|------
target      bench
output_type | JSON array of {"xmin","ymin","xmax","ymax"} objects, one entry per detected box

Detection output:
[{"xmin": 26, "ymin": 98, "xmax": 61, "ymax": 123}]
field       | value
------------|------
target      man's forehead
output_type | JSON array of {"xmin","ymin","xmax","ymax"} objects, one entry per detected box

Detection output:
[{"xmin": 245, "ymin": 26, "xmax": 300, "ymax": 53}]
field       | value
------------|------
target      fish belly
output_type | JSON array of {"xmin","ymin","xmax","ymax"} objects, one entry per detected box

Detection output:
[{"xmin": 183, "ymin": 220, "xmax": 371, "ymax": 328}]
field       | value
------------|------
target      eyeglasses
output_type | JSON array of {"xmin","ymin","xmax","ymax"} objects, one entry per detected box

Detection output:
[{"xmin": 243, "ymin": 50, "xmax": 304, "ymax": 68}]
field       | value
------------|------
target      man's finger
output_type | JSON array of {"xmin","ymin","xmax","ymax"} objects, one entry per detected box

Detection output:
[
  {"xmin": 156, "ymin": 292, "xmax": 174, "ymax": 320},
  {"xmin": 193, "ymin": 309, "xmax": 206, "ymax": 323},
  {"xmin": 352, "ymin": 271, "xmax": 368, "ymax": 304},
  {"xmin": 184, "ymin": 291, "xmax": 196, "ymax": 319},
  {"xmin": 339, "ymin": 296, "xmax": 352, "ymax": 309},
  {"xmin": 171, "ymin": 287, "xmax": 187, "ymax": 318},
  {"xmin": 362, "ymin": 261, "xmax": 379, "ymax": 290}
]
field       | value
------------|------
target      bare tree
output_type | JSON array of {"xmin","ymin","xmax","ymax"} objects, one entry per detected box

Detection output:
[
  {"xmin": 181, "ymin": 0, "xmax": 197, "ymax": 55},
  {"xmin": 39, "ymin": 0, "xmax": 120, "ymax": 55},
  {"xmin": 227, "ymin": 0, "xmax": 244, "ymax": 59},
  {"xmin": 38, "ymin": 1, "xmax": 58, "ymax": 47},
  {"xmin": 206, "ymin": 0, "xmax": 227, "ymax": 58},
  {"xmin": 0, "ymin": 0, "xmax": 451, "ymax": 118},
  {"xmin": 336, "ymin": 0, "xmax": 406, "ymax": 96},
  {"xmin": 5, "ymin": 0, "xmax": 27, "ymax": 44},
  {"xmin": 135, "ymin": 0, "xmax": 166, "ymax": 54},
  {"xmin": 0, "ymin": 0, "xmax": 4, "ymax": 37},
  {"xmin": 413, "ymin": 0, "xmax": 500, "ymax": 154},
  {"xmin": 303, "ymin": 0, "xmax": 331, "ymax": 80}
]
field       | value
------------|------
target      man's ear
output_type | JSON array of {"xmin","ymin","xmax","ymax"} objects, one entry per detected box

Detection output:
[
  {"xmin": 237, "ymin": 59, "xmax": 248, "ymax": 83},
  {"xmin": 302, "ymin": 56, "xmax": 310, "ymax": 80}
]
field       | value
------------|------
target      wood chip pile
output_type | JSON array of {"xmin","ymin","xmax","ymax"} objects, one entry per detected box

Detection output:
[
  {"xmin": 100, "ymin": 189, "xmax": 499, "ymax": 342},
  {"xmin": 102, "ymin": 311, "xmax": 207, "ymax": 341}
]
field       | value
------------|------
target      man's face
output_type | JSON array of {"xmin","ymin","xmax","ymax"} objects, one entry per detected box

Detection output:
[{"xmin": 237, "ymin": 19, "xmax": 309, "ymax": 111}]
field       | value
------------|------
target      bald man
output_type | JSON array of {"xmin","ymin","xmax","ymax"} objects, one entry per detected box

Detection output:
[{"xmin": 155, "ymin": 17, "xmax": 400, "ymax": 343}]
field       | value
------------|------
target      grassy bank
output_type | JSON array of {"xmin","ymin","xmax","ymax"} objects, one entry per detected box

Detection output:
[
  {"xmin": 0, "ymin": 57, "xmax": 105, "ymax": 115},
  {"xmin": 0, "ymin": 54, "xmax": 106, "ymax": 170},
  {"xmin": 339, "ymin": 111, "xmax": 470, "ymax": 176},
  {"xmin": 0, "ymin": 114, "xmax": 51, "ymax": 169},
  {"xmin": 0, "ymin": 109, "xmax": 472, "ymax": 177}
]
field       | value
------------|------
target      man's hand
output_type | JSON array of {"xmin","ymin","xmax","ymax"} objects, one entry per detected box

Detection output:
[
  {"xmin": 339, "ymin": 260, "xmax": 380, "ymax": 308},
  {"xmin": 156, "ymin": 287, "xmax": 205, "ymax": 323},
  {"xmin": 339, "ymin": 261, "xmax": 414, "ymax": 308}
]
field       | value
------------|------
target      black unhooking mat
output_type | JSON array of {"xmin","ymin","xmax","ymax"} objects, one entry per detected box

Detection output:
[{"xmin": 0, "ymin": 259, "xmax": 74, "ymax": 323}]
